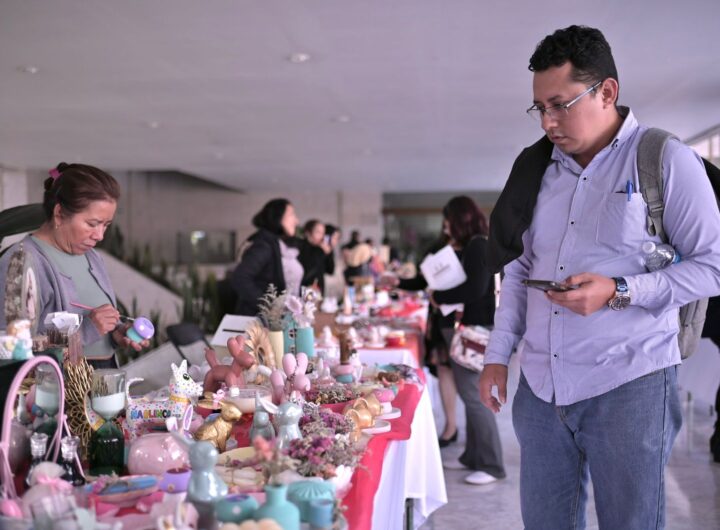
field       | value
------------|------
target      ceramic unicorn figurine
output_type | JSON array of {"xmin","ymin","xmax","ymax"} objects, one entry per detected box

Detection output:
[{"xmin": 125, "ymin": 360, "xmax": 204, "ymax": 439}]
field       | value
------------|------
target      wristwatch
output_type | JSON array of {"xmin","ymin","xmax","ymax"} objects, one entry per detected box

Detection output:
[{"xmin": 608, "ymin": 277, "xmax": 631, "ymax": 311}]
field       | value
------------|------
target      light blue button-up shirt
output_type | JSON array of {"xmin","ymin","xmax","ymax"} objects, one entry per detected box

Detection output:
[{"xmin": 484, "ymin": 109, "xmax": 720, "ymax": 405}]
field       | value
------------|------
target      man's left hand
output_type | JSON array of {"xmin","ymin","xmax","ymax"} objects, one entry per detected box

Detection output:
[{"xmin": 545, "ymin": 272, "xmax": 616, "ymax": 316}]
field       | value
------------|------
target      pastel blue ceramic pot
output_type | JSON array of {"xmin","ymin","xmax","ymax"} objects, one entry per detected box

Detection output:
[
  {"xmin": 287, "ymin": 480, "xmax": 335, "ymax": 522},
  {"xmin": 254, "ymin": 484, "xmax": 300, "ymax": 530},
  {"xmin": 309, "ymin": 498, "xmax": 335, "ymax": 529},
  {"xmin": 294, "ymin": 327, "xmax": 315, "ymax": 358},
  {"xmin": 215, "ymin": 493, "xmax": 258, "ymax": 523}
]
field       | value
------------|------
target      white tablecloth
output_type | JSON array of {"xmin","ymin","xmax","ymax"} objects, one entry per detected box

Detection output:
[
  {"xmin": 371, "ymin": 386, "xmax": 447, "ymax": 529},
  {"xmin": 357, "ymin": 347, "xmax": 419, "ymax": 369},
  {"xmin": 358, "ymin": 346, "xmax": 447, "ymax": 529}
]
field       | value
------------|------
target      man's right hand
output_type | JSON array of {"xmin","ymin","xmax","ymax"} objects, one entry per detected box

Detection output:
[{"xmin": 479, "ymin": 364, "xmax": 508, "ymax": 413}]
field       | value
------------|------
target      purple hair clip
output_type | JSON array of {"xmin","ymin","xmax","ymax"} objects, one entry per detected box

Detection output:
[{"xmin": 48, "ymin": 168, "xmax": 61, "ymax": 181}]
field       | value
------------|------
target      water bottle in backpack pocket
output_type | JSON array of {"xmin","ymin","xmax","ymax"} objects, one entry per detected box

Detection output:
[{"xmin": 641, "ymin": 241, "xmax": 680, "ymax": 272}]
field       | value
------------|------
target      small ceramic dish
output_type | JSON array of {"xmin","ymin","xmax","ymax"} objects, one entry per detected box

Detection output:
[
  {"xmin": 362, "ymin": 419, "xmax": 391, "ymax": 435},
  {"xmin": 86, "ymin": 475, "xmax": 159, "ymax": 507},
  {"xmin": 377, "ymin": 407, "xmax": 402, "ymax": 420}
]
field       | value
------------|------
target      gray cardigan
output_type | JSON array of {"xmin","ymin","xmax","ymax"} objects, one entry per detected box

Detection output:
[{"xmin": 0, "ymin": 235, "xmax": 117, "ymax": 348}]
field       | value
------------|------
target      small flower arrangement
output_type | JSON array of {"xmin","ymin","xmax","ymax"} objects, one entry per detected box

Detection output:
[
  {"xmin": 284, "ymin": 288, "xmax": 318, "ymax": 328},
  {"xmin": 305, "ymin": 384, "xmax": 361, "ymax": 405},
  {"xmin": 258, "ymin": 284, "xmax": 288, "ymax": 332},
  {"xmin": 300, "ymin": 406, "xmax": 355, "ymax": 437},
  {"xmin": 252, "ymin": 435, "xmax": 299, "ymax": 486},
  {"xmin": 287, "ymin": 432, "xmax": 361, "ymax": 480}
]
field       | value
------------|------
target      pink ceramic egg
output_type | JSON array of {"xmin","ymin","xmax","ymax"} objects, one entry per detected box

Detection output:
[
  {"xmin": 127, "ymin": 432, "xmax": 190, "ymax": 476},
  {"xmin": 374, "ymin": 388, "xmax": 395, "ymax": 403}
]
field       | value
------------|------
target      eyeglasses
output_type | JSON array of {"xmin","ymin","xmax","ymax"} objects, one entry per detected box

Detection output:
[{"xmin": 526, "ymin": 81, "xmax": 603, "ymax": 121}]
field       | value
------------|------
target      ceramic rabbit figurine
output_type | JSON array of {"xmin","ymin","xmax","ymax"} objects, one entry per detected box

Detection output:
[
  {"xmin": 188, "ymin": 440, "xmax": 228, "ymax": 503},
  {"xmin": 194, "ymin": 400, "xmax": 243, "ymax": 453},
  {"xmin": 249, "ymin": 394, "xmax": 276, "ymax": 442},
  {"xmin": 258, "ymin": 396, "xmax": 303, "ymax": 450},
  {"xmin": 170, "ymin": 429, "xmax": 228, "ymax": 506}
]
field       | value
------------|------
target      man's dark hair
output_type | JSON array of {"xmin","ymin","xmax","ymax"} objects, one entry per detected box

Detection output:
[{"xmin": 529, "ymin": 25, "xmax": 618, "ymax": 90}]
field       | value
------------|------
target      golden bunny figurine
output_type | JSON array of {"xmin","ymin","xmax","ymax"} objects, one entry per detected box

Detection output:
[{"xmin": 194, "ymin": 400, "xmax": 243, "ymax": 452}]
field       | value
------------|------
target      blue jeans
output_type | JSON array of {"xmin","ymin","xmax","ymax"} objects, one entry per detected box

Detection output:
[{"xmin": 512, "ymin": 367, "xmax": 682, "ymax": 530}]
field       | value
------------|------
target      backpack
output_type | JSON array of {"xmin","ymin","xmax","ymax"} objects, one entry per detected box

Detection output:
[{"xmin": 637, "ymin": 128, "xmax": 720, "ymax": 358}]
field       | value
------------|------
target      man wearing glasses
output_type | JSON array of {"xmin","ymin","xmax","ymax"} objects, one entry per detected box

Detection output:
[{"xmin": 480, "ymin": 25, "xmax": 720, "ymax": 529}]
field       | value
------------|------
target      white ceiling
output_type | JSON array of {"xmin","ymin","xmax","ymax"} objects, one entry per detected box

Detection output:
[{"xmin": 1, "ymin": 0, "xmax": 719, "ymax": 192}]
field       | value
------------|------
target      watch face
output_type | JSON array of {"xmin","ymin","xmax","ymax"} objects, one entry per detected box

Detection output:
[{"xmin": 609, "ymin": 295, "xmax": 631, "ymax": 311}]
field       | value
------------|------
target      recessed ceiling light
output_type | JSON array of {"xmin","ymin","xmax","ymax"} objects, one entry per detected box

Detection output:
[
  {"xmin": 145, "ymin": 121, "xmax": 161, "ymax": 129},
  {"xmin": 17, "ymin": 65, "xmax": 39, "ymax": 74},
  {"xmin": 288, "ymin": 52, "xmax": 311, "ymax": 64},
  {"xmin": 335, "ymin": 115, "xmax": 351, "ymax": 124}
]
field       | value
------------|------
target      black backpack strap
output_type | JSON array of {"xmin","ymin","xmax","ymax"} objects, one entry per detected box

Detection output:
[{"xmin": 637, "ymin": 128, "xmax": 677, "ymax": 243}]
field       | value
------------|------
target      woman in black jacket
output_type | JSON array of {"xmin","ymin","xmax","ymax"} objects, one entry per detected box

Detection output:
[
  {"xmin": 431, "ymin": 196, "xmax": 505, "ymax": 486},
  {"xmin": 231, "ymin": 198, "xmax": 302, "ymax": 316},
  {"xmin": 388, "ymin": 234, "xmax": 460, "ymax": 448}
]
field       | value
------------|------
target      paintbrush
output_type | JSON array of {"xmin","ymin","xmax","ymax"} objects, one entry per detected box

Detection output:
[{"xmin": 70, "ymin": 302, "xmax": 135, "ymax": 322}]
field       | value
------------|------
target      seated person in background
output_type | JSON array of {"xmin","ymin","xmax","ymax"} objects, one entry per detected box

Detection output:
[{"xmin": 231, "ymin": 198, "xmax": 302, "ymax": 315}]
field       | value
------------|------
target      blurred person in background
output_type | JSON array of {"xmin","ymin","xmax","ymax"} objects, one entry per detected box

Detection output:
[
  {"xmin": 432, "ymin": 196, "xmax": 504, "ymax": 485},
  {"xmin": 299, "ymin": 219, "xmax": 332, "ymax": 294},
  {"xmin": 382, "ymin": 231, "xmax": 460, "ymax": 447},
  {"xmin": 231, "ymin": 198, "xmax": 302, "ymax": 315}
]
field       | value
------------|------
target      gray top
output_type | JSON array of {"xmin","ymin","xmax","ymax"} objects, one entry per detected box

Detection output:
[
  {"xmin": 0, "ymin": 235, "xmax": 118, "ymax": 359},
  {"xmin": 31, "ymin": 236, "xmax": 114, "ymax": 358}
]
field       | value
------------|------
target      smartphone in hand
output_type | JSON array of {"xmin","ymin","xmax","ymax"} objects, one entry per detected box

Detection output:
[{"xmin": 522, "ymin": 279, "xmax": 580, "ymax": 292}]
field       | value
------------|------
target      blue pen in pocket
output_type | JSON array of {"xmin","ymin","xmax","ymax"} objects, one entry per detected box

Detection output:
[{"xmin": 626, "ymin": 180, "xmax": 634, "ymax": 201}]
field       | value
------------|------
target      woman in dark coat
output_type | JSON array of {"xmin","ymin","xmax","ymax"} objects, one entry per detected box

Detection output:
[
  {"xmin": 231, "ymin": 198, "xmax": 302, "ymax": 316},
  {"xmin": 432, "ymin": 196, "xmax": 505, "ymax": 485},
  {"xmin": 389, "ymin": 234, "xmax": 460, "ymax": 447}
]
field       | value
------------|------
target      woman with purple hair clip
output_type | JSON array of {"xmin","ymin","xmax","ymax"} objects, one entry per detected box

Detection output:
[{"xmin": 0, "ymin": 162, "xmax": 150, "ymax": 368}]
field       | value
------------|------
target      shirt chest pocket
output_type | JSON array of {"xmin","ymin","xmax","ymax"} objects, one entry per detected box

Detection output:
[{"xmin": 595, "ymin": 192, "xmax": 648, "ymax": 253}]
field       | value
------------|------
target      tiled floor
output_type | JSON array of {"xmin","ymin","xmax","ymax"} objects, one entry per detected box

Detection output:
[{"xmin": 419, "ymin": 357, "xmax": 720, "ymax": 530}]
